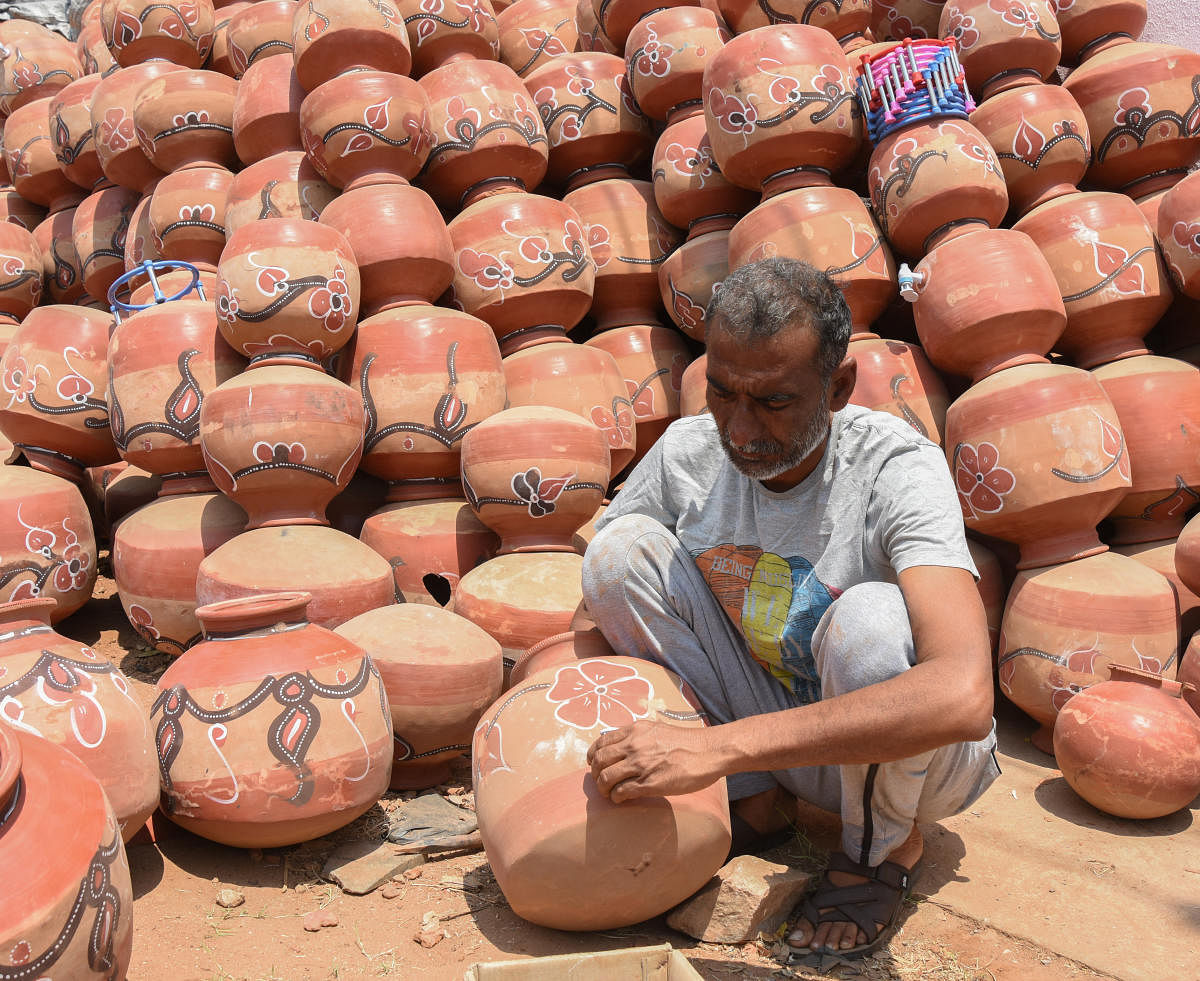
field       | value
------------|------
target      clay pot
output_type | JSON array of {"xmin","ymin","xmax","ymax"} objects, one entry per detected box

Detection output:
[
  {"xmin": 200, "ymin": 365, "xmax": 365, "ymax": 528},
  {"xmin": 999, "ymin": 550, "xmax": 1177, "ymax": 753},
  {"xmin": 77, "ymin": 18, "xmax": 118, "ymax": 75},
  {"xmin": 473, "ymin": 654, "xmax": 730, "ymax": 928},
  {"xmin": 123, "ymin": 189, "xmax": 159, "ymax": 269},
  {"xmin": 502, "ymin": 340, "xmax": 635, "ymax": 477},
  {"xmin": 508, "ymin": 626, "xmax": 614, "ymax": 686},
  {"xmin": 419, "ymin": 61, "xmax": 549, "ymax": 209},
  {"xmin": 719, "ymin": 0, "xmax": 870, "ymax": 45},
  {"xmin": 1054, "ymin": 664, "xmax": 1200, "ymax": 818},
  {"xmin": 906, "ymin": 227, "xmax": 1066, "ymax": 382},
  {"xmin": 574, "ymin": 0, "xmax": 618, "ymax": 54},
  {"xmin": 108, "ymin": 297, "xmax": 247, "ymax": 489},
  {"xmin": 291, "ymin": 0, "xmax": 412, "ymax": 91},
  {"xmin": 870, "ymin": 0, "xmax": 943, "ymax": 40},
  {"xmin": 320, "ymin": 183, "xmax": 454, "ymax": 315},
  {"xmin": 625, "ymin": 8, "xmax": 727, "ymax": 125},
  {"xmin": 868, "ymin": 118, "xmax": 1009, "ymax": 259},
  {"xmin": 0, "ymin": 467, "xmax": 97, "ymax": 619},
  {"xmin": 1156, "ymin": 169, "xmax": 1200, "ymax": 301},
  {"xmin": 93, "ymin": 462, "xmax": 163, "ymax": 533},
  {"xmin": 209, "ymin": 1, "xmax": 254, "ymax": 76},
  {"xmin": 72, "ymin": 184, "xmax": 139, "ymax": 303},
  {"xmin": 1114, "ymin": 538, "xmax": 1200, "ymax": 651},
  {"xmin": 349, "ymin": 305, "xmax": 506, "ymax": 500},
  {"xmin": 0, "ymin": 305, "xmax": 116, "ymax": 482},
  {"xmin": 946, "ymin": 361, "xmax": 1132, "ymax": 568},
  {"xmin": 298, "ymin": 70, "xmax": 433, "ymax": 191},
  {"xmin": 47, "ymin": 74, "xmax": 106, "ymax": 193},
  {"xmin": 0, "ymin": 597, "xmax": 158, "ymax": 840},
  {"xmin": 584, "ymin": 324, "xmax": 689, "ymax": 466},
  {"xmin": 968, "ymin": 537, "xmax": 1006, "ymax": 657},
  {"xmin": 1054, "ymin": 0, "xmax": 1145, "ymax": 65},
  {"xmin": 4, "ymin": 96, "xmax": 87, "ymax": 214},
  {"xmin": 1013, "ymin": 191, "xmax": 1172, "ymax": 369},
  {"xmin": 395, "ymin": 0, "xmax": 500, "ymax": 77},
  {"xmin": 591, "ymin": 0, "xmax": 693, "ymax": 50},
  {"xmin": 658, "ymin": 228, "xmax": 727, "ymax": 342},
  {"xmin": 197, "ymin": 525, "xmax": 396, "ymax": 628},
  {"xmin": 847, "ymin": 336, "xmax": 948, "ymax": 446},
  {"xmin": 152, "ymin": 591, "xmax": 392, "ymax": 846},
  {"xmin": 90, "ymin": 63, "xmax": 184, "ymax": 194},
  {"xmin": 147, "ymin": 164, "xmax": 233, "ymax": 271},
  {"xmin": 1176, "ymin": 513, "xmax": 1200, "ymax": 599},
  {"xmin": 215, "ymin": 217, "xmax": 361, "ymax": 367},
  {"xmin": 702, "ymin": 25, "xmax": 861, "ymax": 196},
  {"xmin": 938, "ymin": 0, "xmax": 1060, "ymax": 101},
  {"xmin": 223, "ymin": 149, "xmax": 337, "ymax": 236},
  {"xmin": 112, "ymin": 491, "xmax": 247, "ymax": 656},
  {"xmin": 33, "ymin": 207, "xmax": 85, "ymax": 305},
  {"xmin": 132, "ymin": 68, "xmax": 238, "ymax": 175},
  {"xmin": 360, "ymin": 498, "xmax": 499, "ymax": 604},
  {"xmin": 969, "ymin": 83, "xmax": 1091, "ymax": 217},
  {"xmin": 523, "ymin": 52, "xmax": 653, "ymax": 190},
  {"xmin": 1092, "ymin": 355, "xmax": 1200, "ymax": 545},
  {"xmin": 226, "ymin": 0, "xmax": 298, "ymax": 78},
  {"xmin": 497, "ymin": 0, "xmax": 579, "ymax": 79},
  {"xmin": 0, "ymin": 33, "xmax": 82, "ymax": 116},
  {"xmin": 232, "ymin": 54, "xmax": 305, "ymax": 166},
  {"xmin": 729, "ymin": 186, "xmax": 896, "ymax": 335},
  {"xmin": 448, "ymin": 191, "xmax": 596, "ymax": 354},
  {"xmin": 336, "ymin": 604, "xmax": 503, "ymax": 788},
  {"xmin": 679, "ymin": 351, "xmax": 707, "ymax": 415},
  {"xmin": 0, "ymin": 222, "xmax": 43, "ymax": 324},
  {"xmin": 1178, "ymin": 636, "xmax": 1200, "ymax": 717},
  {"xmin": 102, "ymin": 0, "xmax": 216, "ymax": 67},
  {"xmin": 652, "ymin": 114, "xmax": 758, "ymax": 237},
  {"xmin": 0, "ymin": 721, "xmax": 134, "ymax": 978},
  {"xmin": 461, "ymin": 405, "xmax": 610, "ymax": 553},
  {"xmin": 0, "ymin": 186, "xmax": 47, "ymax": 232},
  {"xmin": 1063, "ymin": 42, "xmax": 1200, "ymax": 198}
]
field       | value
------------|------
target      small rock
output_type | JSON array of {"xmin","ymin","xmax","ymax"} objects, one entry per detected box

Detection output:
[
  {"xmin": 667, "ymin": 855, "xmax": 811, "ymax": 944},
  {"xmin": 302, "ymin": 909, "xmax": 339, "ymax": 932},
  {"xmin": 402, "ymin": 867, "xmax": 424, "ymax": 880},
  {"xmin": 323, "ymin": 839, "xmax": 426, "ymax": 895},
  {"xmin": 381, "ymin": 883, "xmax": 402, "ymax": 900},
  {"xmin": 215, "ymin": 888, "xmax": 245, "ymax": 909},
  {"xmin": 414, "ymin": 911, "xmax": 445, "ymax": 948}
]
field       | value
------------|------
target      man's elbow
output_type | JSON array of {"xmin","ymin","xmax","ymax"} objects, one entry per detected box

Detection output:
[{"xmin": 951, "ymin": 679, "xmax": 995, "ymax": 743}]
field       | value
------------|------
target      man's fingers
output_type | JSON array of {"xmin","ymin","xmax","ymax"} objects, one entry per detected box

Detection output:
[
  {"xmin": 592, "ymin": 757, "xmax": 641, "ymax": 797},
  {"xmin": 586, "ymin": 726, "xmax": 629, "ymax": 765}
]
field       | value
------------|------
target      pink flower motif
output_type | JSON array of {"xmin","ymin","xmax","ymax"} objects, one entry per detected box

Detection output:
[
  {"xmin": 987, "ymin": 0, "xmax": 1039, "ymax": 32},
  {"xmin": 253, "ymin": 440, "xmax": 306, "ymax": 464},
  {"xmin": 1114, "ymin": 87, "xmax": 1151, "ymax": 127},
  {"xmin": 564, "ymin": 63, "xmax": 594, "ymax": 98},
  {"xmin": 56, "ymin": 350, "xmax": 95, "ymax": 405},
  {"xmin": 1052, "ymin": 0, "xmax": 1074, "ymax": 9},
  {"xmin": 1172, "ymin": 220, "xmax": 1200, "ymax": 258},
  {"xmin": 10, "ymin": 57, "xmax": 42, "ymax": 90},
  {"xmin": 943, "ymin": 9, "xmax": 980, "ymax": 49},
  {"xmin": 215, "ymin": 279, "xmax": 239, "ymax": 326},
  {"xmin": 707, "ymin": 89, "xmax": 757, "ymax": 137},
  {"xmin": 665, "ymin": 141, "xmax": 715, "ymax": 182},
  {"xmin": 590, "ymin": 400, "xmax": 634, "ymax": 448},
  {"xmin": 2, "ymin": 355, "xmax": 39, "ymax": 406},
  {"xmin": 127, "ymin": 603, "xmax": 160, "ymax": 643},
  {"xmin": 1091, "ymin": 240, "xmax": 1145, "ymax": 297},
  {"xmin": 544, "ymin": 659, "xmax": 653, "ymax": 730},
  {"xmin": 558, "ymin": 110, "xmax": 583, "ymax": 140},
  {"xmin": 172, "ymin": 110, "xmax": 211, "ymax": 127},
  {"xmin": 954, "ymin": 442, "xmax": 1015, "ymax": 518},
  {"xmin": 767, "ymin": 70, "xmax": 801, "ymax": 107},
  {"xmin": 587, "ymin": 224, "xmax": 611, "ymax": 268},
  {"xmin": 300, "ymin": 126, "xmax": 327, "ymax": 171},
  {"xmin": 511, "ymin": 467, "xmax": 572, "ymax": 517},
  {"xmin": 458, "ymin": 248, "xmax": 515, "ymax": 292},
  {"xmin": 632, "ymin": 37, "xmax": 673, "ymax": 78},
  {"xmin": 177, "ymin": 203, "xmax": 216, "ymax": 222},
  {"xmin": 308, "ymin": 266, "xmax": 353, "ymax": 332},
  {"xmin": 958, "ymin": 139, "xmax": 999, "ymax": 175},
  {"xmin": 444, "ymin": 95, "xmax": 482, "ymax": 141},
  {"xmin": 518, "ymin": 234, "xmax": 552, "ymax": 264},
  {"xmin": 53, "ymin": 540, "xmax": 91, "ymax": 592},
  {"xmin": 99, "ymin": 107, "xmax": 135, "ymax": 152},
  {"xmin": 811, "ymin": 64, "xmax": 843, "ymax": 92}
]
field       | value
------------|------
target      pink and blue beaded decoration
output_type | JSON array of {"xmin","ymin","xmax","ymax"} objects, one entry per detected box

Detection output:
[{"xmin": 855, "ymin": 39, "xmax": 977, "ymax": 144}]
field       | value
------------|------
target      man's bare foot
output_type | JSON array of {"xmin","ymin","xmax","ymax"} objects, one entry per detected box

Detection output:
[{"xmin": 787, "ymin": 823, "xmax": 924, "ymax": 955}]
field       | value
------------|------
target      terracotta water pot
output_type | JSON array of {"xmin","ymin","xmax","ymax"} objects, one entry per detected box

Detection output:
[
  {"xmin": 1113, "ymin": 538, "xmax": 1200, "ymax": 651},
  {"xmin": 4, "ymin": 96, "xmax": 87, "ymax": 214},
  {"xmin": 395, "ymin": 0, "xmax": 500, "ymax": 77},
  {"xmin": 133, "ymin": 68, "xmax": 239, "ymax": 173},
  {"xmin": 1178, "ymin": 637, "xmax": 1200, "ymax": 717},
  {"xmin": 77, "ymin": 17, "xmax": 118, "ymax": 75},
  {"xmin": 1176, "ymin": 512, "xmax": 1200, "ymax": 600},
  {"xmin": 502, "ymin": 340, "xmax": 635, "ymax": 478},
  {"xmin": 508, "ymin": 626, "xmax": 614, "ymax": 686},
  {"xmin": 124, "ymin": 189, "xmax": 159, "ymax": 270},
  {"xmin": 232, "ymin": 54, "xmax": 305, "ymax": 166},
  {"xmin": 473, "ymin": 654, "xmax": 730, "ymax": 929},
  {"xmin": 223, "ymin": 149, "xmax": 337, "ymax": 236},
  {"xmin": 968, "ymin": 82, "xmax": 1091, "ymax": 217},
  {"xmin": 200, "ymin": 365, "xmax": 365, "ymax": 528},
  {"xmin": 702, "ymin": 25, "xmax": 862, "ymax": 196},
  {"xmin": 72, "ymin": 183, "xmax": 139, "ymax": 303},
  {"xmin": 360, "ymin": 497, "xmax": 499, "ymax": 605},
  {"xmin": 847, "ymin": 336, "xmax": 948, "ymax": 445},
  {"xmin": 1156, "ymin": 169, "xmax": 1200, "ymax": 301},
  {"xmin": 868, "ymin": 118, "xmax": 1009, "ymax": 259},
  {"xmin": 350, "ymin": 304, "xmax": 506, "ymax": 500},
  {"xmin": 625, "ymin": 7, "xmax": 728, "ymax": 125},
  {"xmin": 591, "ymin": 0, "xmax": 693, "ymax": 50},
  {"xmin": 871, "ymin": 0, "xmax": 944, "ymax": 41},
  {"xmin": 0, "ymin": 304, "xmax": 116, "ymax": 482},
  {"xmin": 1054, "ymin": 0, "xmax": 1145, "ymax": 65},
  {"xmin": 108, "ymin": 296, "xmax": 247, "ymax": 490},
  {"xmin": 905, "ymin": 227, "xmax": 1066, "ymax": 382},
  {"xmin": 0, "ymin": 222, "xmax": 42, "ymax": 326},
  {"xmin": 112, "ymin": 491, "xmax": 248, "ymax": 656},
  {"xmin": 0, "ymin": 720, "xmax": 134, "ymax": 978},
  {"xmin": 497, "ymin": 0, "xmax": 579, "ymax": 79},
  {"xmin": 574, "ymin": 0, "xmax": 618, "ymax": 54},
  {"xmin": 197, "ymin": 525, "xmax": 396, "ymax": 629},
  {"xmin": 1013, "ymin": 190, "xmax": 1172, "ymax": 369},
  {"xmin": 419, "ymin": 61, "xmax": 549, "ymax": 209},
  {"xmin": 967, "ymin": 537, "xmax": 1006, "ymax": 658},
  {"xmin": 298, "ymin": 69, "xmax": 433, "ymax": 191},
  {"xmin": 147, "ymin": 164, "xmax": 233, "ymax": 271},
  {"xmin": 90, "ymin": 63, "xmax": 184, "ymax": 193},
  {"xmin": 523, "ymin": 52, "xmax": 653, "ymax": 190},
  {"xmin": 33, "ymin": 207, "xmax": 85, "ymax": 305},
  {"xmin": 679, "ymin": 351, "xmax": 708, "ymax": 416},
  {"xmin": 1093, "ymin": 355, "xmax": 1200, "ymax": 545},
  {"xmin": 944, "ymin": 361, "xmax": 1131, "ymax": 570},
  {"xmin": 291, "ymin": 0, "xmax": 413, "ymax": 91},
  {"xmin": 1063, "ymin": 42, "xmax": 1200, "ymax": 198},
  {"xmin": 225, "ymin": 0, "xmax": 298, "ymax": 78},
  {"xmin": 336, "ymin": 604, "xmax": 504, "ymax": 788},
  {"xmin": 448, "ymin": 191, "xmax": 596, "ymax": 354},
  {"xmin": 1053, "ymin": 664, "xmax": 1200, "ymax": 818},
  {"xmin": 102, "ymin": 0, "xmax": 215, "ymax": 67},
  {"xmin": 998, "ymin": 549, "xmax": 1177, "ymax": 753},
  {"xmin": 152, "ymin": 591, "xmax": 392, "ymax": 847},
  {"xmin": 0, "ymin": 186, "xmax": 47, "ymax": 232},
  {"xmin": 47, "ymin": 73, "xmax": 106, "ymax": 193},
  {"xmin": 652, "ymin": 113, "xmax": 758, "ymax": 237},
  {"xmin": 0, "ymin": 32, "xmax": 82, "ymax": 116},
  {"xmin": 938, "ymin": 0, "xmax": 1060, "ymax": 101},
  {"xmin": 0, "ymin": 467, "xmax": 97, "ymax": 620},
  {"xmin": 0, "ymin": 597, "xmax": 158, "ymax": 840},
  {"xmin": 215, "ymin": 217, "xmax": 361, "ymax": 367},
  {"xmin": 719, "ymin": 0, "xmax": 870, "ymax": 45},
  {"xmin": 658, "ymin": 228, "xmax": 727, "ymax": 342},
  {"xmin": 209, "ymin": 0, "xmax": 254, "ymax": 76},
  {"xmin": 461, "ymin": 405, "xmax": 610, "ymax": 553},
  {"xmin": 91, "ymin": 462, "xmax": 163, "ymax": 533}
]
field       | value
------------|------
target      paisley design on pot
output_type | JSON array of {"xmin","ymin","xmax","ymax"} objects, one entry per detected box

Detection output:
[
  {"xmin": 998, "ymin": 115, "xmax": 1088, "ymax": 170},
  {"xmin": 590, "ymin": 397, "xmax": 635, "ymax": 450},
  {"xmin": 514, "ymin": 25, "xmax": 570, "ymax": 76},
  {"xmin": 0, "ymin": 647, "xmax": 131, "ymax": 748},
  {"xmin": 1046, "ymin": 410, "xmax": 1129, "ymax": 484},
  {"xmin": 404, "ymin": 0, "xmax": 498, "ymax": 49},
  {"xmin": 109, "ymin": 348, "xmax": 205, "ymax": 450},
  {"xmin": 472, "ymin": 717, "xmax": 511, "ymax": 782},
  {"xmin": 1096, "ymin": 79, "xmax": 1200, "ymax": 166},
  {"xmin": 1061, "ymin": 237, "xmax": 1154, "ymax": 303},
  {"xmin": 952, "ymin": 441, "xmax": 1015, "ymax": 519},
  {"xmin": 544, "ymin": 658, "xmax": 653, "ymax": 730},
  {"xmin": 0, "ymin": 253, "xmax": 42, "ymax": 306},
  {"xmin": 319, "ymin": 97, "xmax": 425, "ymax": 160},
  {"xmin": 665, "ymin": 275, "xmax": 707, "ymax": 336},
  {"xmin": 360, "ymin": 342, "xmax": 473, "ymax": 454},
  {"xmin": 52, "ymin": 107, "xmax": 93, "ymax": 170}
]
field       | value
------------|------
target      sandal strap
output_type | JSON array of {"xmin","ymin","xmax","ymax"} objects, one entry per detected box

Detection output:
[
  {"xmin": 796, "ymin": 853, "xmax": 921, "ymax": 947},
  {"xmin": 827, "ymin": 852, "xmax": 915, "ymax": 893}
]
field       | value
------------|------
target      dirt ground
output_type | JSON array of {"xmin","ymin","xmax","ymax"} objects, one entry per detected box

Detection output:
[{"xmin": 72, "ymin": 555, "xmax": 1114, "ymax": 981}]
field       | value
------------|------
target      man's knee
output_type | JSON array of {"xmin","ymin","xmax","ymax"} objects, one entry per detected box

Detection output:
[
  {"xmin": 581, "ymin": 513, "xmax": 679, "ymax": 610},
  {"xmin": 815, "ymin": 581, "xmax": 915, "ymax": 694}
]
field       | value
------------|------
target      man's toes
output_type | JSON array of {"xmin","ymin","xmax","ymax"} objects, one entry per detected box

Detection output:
[
  {"xmin": 811, "ymin": 922, "xmax": 836, "ymax": 951},
  {"xmin": 786, "ymin": 918, "xmax": 815, "ymax": 949}
]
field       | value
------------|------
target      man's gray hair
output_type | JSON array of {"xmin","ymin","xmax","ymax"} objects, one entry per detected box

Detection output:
[{"xmin": 705, "ymin": 258, "xmax": 852, "ymax": 381}]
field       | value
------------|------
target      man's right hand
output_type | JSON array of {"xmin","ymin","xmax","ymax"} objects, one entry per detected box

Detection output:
[{"xmin": 586, "ymin": 719, "xmax": 723, "ymax": 803}]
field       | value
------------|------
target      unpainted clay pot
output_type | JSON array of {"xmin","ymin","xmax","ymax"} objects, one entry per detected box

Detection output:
[
  {"xmin": 473, "ymin": 654, "xmax": 730, "ymax": 929},
  {"xmin": 4, "ymin": 96, "xmax": 87, "ymax": 214},
  {"xmin": 225, "ymin": 0, "xmax": 298, "ymax": 78},
  {"xmin": 223, "ymin": 149, "xmax": 337, "ymax": 236},
  {"xmin": 47, "ymin": 73, "xmax": 107, "ymax": 193},
  {"xmin": 938, "ymin": 0, "xmax": 1061, "ymax": 101},
  {"xmin": 1053, "ymin": 664, "xmax": 1200, "ymax": 818},
  {"xmin": 151, "ymin": 591, "xmax": 392, "ymax": 847},
  {"xmin": 496, "ymin": 0, "xmax": 579, "ymax": 79},
  {"xmin": 336, "ymin": 604, "xmax": 504, "ymax": 788},
  {"xmin": 679, "ymin": 352, "xmax": 708, "ymax": 415},
  {"xmin": 72, "ymin": 184, "xmax": 140, "ymax": 304},
  {"xmin": 132, "ymin": 68, "xmax": 239, "ymax": 173},
  {"xmin": 1114, "ymin": 538, "xmax": 1200, "ymax": 652},
  {"xmin": 90, "ymin": 62, "xmax": 184, "ymax": 193},
  {"xmin": 395, "ymin": 0, "xmax": 500, "ymax": 78},
  {"xmin": 658, "ymin": 228, "xmax": 727, "ymax": 342},
  {"xmin": 290, "ymin": 0, "xmax": 412, "ymax": 92},
  {"xmin": 101, "ymin": 0, "xmax": 216, "ymax": 68},
  {"xmin": 847, "ymin": 336, "xmax": 948, "ymax": 446},
  {"xmin": 231, "ymin": 54, "xmax": 305, "ymax": 166}
]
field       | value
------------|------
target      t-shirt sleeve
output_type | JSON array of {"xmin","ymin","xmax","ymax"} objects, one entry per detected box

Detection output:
[
  {"xmin": 594, "ymin": 426, "xmax": 679, "ymax": 532},
  {"xmin": 869, "ymin": 440, "xmax": 978, "ymax": 579}
]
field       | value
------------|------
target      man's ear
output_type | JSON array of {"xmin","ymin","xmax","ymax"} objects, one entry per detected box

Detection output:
[{"xmin": 828, "ymin": 354, "xmax": 857, "ymax": 411}]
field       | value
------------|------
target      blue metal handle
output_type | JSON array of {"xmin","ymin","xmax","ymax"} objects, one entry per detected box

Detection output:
[{"xmin": 107, "ymin": 259, "xmax": 207, "ymax": 323}]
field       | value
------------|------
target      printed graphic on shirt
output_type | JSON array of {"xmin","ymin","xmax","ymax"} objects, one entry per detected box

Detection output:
[{"xmin": 694, "ymin": 544, "xmax": 841, "ymax": 704}]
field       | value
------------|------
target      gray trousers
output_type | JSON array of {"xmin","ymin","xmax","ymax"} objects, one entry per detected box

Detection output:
[{"xmin": 581, "ymin": 514, "xmax": 1000, "ymax": 867}]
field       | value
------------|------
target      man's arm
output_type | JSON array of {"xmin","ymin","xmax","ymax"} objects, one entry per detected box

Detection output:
[{"xmin": 587, "ymin": 564, "xmax": 994, "ymax": 803}]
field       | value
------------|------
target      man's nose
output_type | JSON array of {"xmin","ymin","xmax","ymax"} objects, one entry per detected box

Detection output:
[{"xmin": 725, "ymin": 399, "xmax": 759, "ymax": 448}]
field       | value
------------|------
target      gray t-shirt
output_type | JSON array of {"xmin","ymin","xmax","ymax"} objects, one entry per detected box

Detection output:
[{"xmin": 596, "ymin": 404, "xmax": 975, "ymax": 704}]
